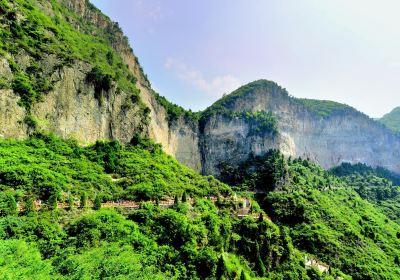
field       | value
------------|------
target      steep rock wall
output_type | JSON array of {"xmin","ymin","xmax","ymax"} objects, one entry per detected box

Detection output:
[
  {"xmin": 1, "ymin": 0, "xmax": 399, "ymax": 176},
  {"xmin": 0, "ymin": 0, "xmax": 202, "ymax": 170},
  {"xmin": 199, "ymin": 83, "xmax": 400, "ymax": 175}
]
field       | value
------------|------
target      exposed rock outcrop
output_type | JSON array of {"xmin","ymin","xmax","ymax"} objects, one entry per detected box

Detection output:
[
  {"xmin": 1, "ymin": 0, "xmax": 399, "ymax": 176},
  {"xmin": 199, "ymin": 81, "xmax": 400, "ymax": 175}
]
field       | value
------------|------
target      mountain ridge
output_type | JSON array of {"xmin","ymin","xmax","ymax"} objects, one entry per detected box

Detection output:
[
  {"xmin": 2, "ymin": 1, "xmax": 400, "ymax": 279},
  {"xmin": 379, "ymin": 106, "xmax": 400, "ymax": 132},
  {"xmin": 1, "ymin": 0, "xmax": 400, "ymax": 176}
]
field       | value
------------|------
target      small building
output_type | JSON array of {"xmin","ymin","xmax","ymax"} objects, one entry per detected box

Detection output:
[{"xmin": 305, "ymin": 256, "xmax": 329, "ymax": 273}]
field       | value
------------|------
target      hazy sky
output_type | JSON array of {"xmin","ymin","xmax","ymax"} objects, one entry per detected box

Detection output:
[{"xmin": 91, "ymin": 0, "xmax": 400, "ymax": 117}]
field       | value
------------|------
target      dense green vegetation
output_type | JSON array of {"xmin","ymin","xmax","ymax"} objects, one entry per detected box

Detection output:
[
  {"xmin": 2, "ymin": 135, "xmax": 400, "ymax": 279},
  {"xmin": 0, "ymin": 134, "xmax": 347, "ymax": 279},
  {"xmin": 199, "ymin": 80, "xmax": 284, "ymax": 130},
  {"xmin": 0, "ymin": 0, "xmax": 145, "ymax": 123},
  {"xmin": 0, "ymin": 133, "xmax": 230, "ymax": 204},
  {"xmin": 218, "ymin": 151, "xmax": 344, "ymax": 193},
  {"xmin": 293, "ymin": 99, "xmax": 354, "ymax": 118},
  {"xmin": 331, "ymin": 162, "xmax": 400, "ymax": 223},
  {"xmin": 331, "ymin": 162, "xmax": 400, "ymax": 186},
  {"xmin": 219, "ymin": 151, "xmax": 400, "ymax": 279},
  {"xmin": 330, "ymin": 162, "xmax": 400, "ymax": 205},
  {"xmin": 0, "ymin": 200, "xmax": 315, "ymax": 279},
  {"xmin": 3, "ymin": 1, "xmax": 400, "ymax": 279},
  {"xmin": 153, "ymin": 90, "xmax": 199, "ymax": 123},
  {"xmin": 379, "ymin": 107, "xmax": 400, "ymax": 132}
]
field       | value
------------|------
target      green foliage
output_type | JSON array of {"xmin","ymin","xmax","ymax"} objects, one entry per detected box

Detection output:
[
  {"xmin": 330, "ymin": 162, "xmax": 400, "ymax": 223},
  {"xmin": 216, "ymin": 150, "xmax": 400, "ymax": 279},
  {"xmin": 0, "ymin": 239, "xmax": 52, "ymax": 279},
  {"xmin": 218, "ymin": 149, "xmax": 288, "ymax": 191},
  {"xmin": 153, "ymin": 90, "xmax": 199, "ymax": 123},
  {"xmin": 265, "ymin": 188, "xmax": 400, "ymax": 279},
  {"xmin": 1, "ymin": 0, "xmax": 146, "ymax": 125},
  {"xmin": 0, "ymin": 199, "xmax": 307, "ymax": 279},
  {"xmin": 88, "ymin": 140, "xmax": 122, "ymax": 173},
  {"xmin": 0, "ymin": 133, "xmax": 231, "ymax": 204},
  {"xmin": 24, "ymin": 197, "xmax": 36, "ymax": 216},
  {"xmin": 331, "ymin": 162, "xmax": 400, "ymax": 185},
  {"xmin": 241, "ymin": 111, "xmax": 278, "ymax": 135},
  {"xmin": 67, "ymin": 194, "xmax": 74, "ymax": 211},
  {"xmin": 199, "ymin": 80, "xmax": 283, "ymax": 131},
  {"xmin": 379, "ymin": 106, "xmax": 400, "ymax": 132},
  {"xmin": 12, "ymin": 73, "xmax": 36, "ymax": 111},
  {"xmin": 56, "ymin": 243, "xmax": 170, "ymax": 280},
  {"xmin": 93, "ymin": 195, "xmax": 101, "ymax": 210},
  {"xmin": 294, "ymin": 98, "xmax": 354, "ymax": 118},
  {"xmin": 0, "ymin": 192, "xmax": 18, "ymax": 217},
  {"xmin": 23, "ymin": 114, "xmax": 38, "ymax": 130},
  {"xmin": 80, "ymin": 192, "xmax": 88, "ymax": 209},
  {"xmin": 86, "ymin": 66, "xmax": 113, "ymax": 97}
]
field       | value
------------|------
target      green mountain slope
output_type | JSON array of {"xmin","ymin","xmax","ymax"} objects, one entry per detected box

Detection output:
[
  {"xmin": 1, "ymin": 1, "xmax": 400, "ymax": 279},
  {"xmin": 331, "ymin": 162, "xmax": 400, "ymax": 223},
  {"xmin": 0, "ymin": 0, "xmax": 150, "ymax": 135},
  {"xmin": 200, "ymin": 80, "xmax": 360, "ymax": 123},
  {"xmin": 0, "ymin": 133, "xmax": 229, "ymax": 202},
  {"xmin": 379, "ymin": 107, "xmax": 400, "ymax": 132},
  {"xmin": 219, "ymin": 153, "xmax": 400, "ymax": 279},
  {"xmin": 0, "ymin": 134, "xmax": 345, "ymax": 279}
]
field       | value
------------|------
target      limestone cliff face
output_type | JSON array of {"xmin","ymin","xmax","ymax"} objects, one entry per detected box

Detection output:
[
  {"xmin": 1, "ymin": 0, "xmax": 399, "ymax": 176},
  {"xmin": 199, "ymin": 81, "xmax": 400, "ymax": 175},
  {"xmin": 0, "ymin": 0, "xmax": 202, "ymax": 170}
]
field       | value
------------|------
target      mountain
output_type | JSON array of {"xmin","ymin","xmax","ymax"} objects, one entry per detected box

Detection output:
[
  {"xmin": 197, "ymin": 80, "xmax": 400, "ymax": 176},
  {"xmin": 1, "ymin": 0, "xmax": 400, "ymax": 177},
  {"xmin": 2, "ymin": 1, "xmax": 400, "ymax": 279},
  {"xmin": 0, "ymin": 0, "xmax": 201, "ymax": 169},
  {"xmin": 379, "ymin": 107, "xmax": 400, "ymax": 132}
]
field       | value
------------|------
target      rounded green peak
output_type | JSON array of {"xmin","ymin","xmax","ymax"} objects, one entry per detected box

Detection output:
[
  {"xmin": 379, "ymin": 106, "xmax": 400, "ymax": 132},
  {"xmin": 201, "ymin": 79, "xmax": 288, "ymax": 114}
]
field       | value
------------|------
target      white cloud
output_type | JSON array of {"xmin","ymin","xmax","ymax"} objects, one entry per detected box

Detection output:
[{"xmin": 165, "ymin": 57, "xmax": 242, "ymax": 97}]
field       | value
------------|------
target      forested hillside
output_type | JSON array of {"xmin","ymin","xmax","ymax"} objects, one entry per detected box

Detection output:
[
  {"xmin": 379, "ymin": 107, "xmax": 400, "ymax": 132},
  {"xmin": 2, "ymin": 0, "xmax": 400, "ymax": 279},
  {"xmin": 0, "ymin": 133, "xmax": 350, "ymax": 279},
  {"xmin": 1, "ymin": 134, "xmax": 400, "ymax": 279},
  {"xmin": 218, "ymin": 152, "xmax": 400, "ymax": 279}
]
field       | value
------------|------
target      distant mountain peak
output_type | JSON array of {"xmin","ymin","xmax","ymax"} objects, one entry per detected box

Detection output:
[{"xmin": 379, "ymin": 106, "xmax": 400, "ymax": 132}]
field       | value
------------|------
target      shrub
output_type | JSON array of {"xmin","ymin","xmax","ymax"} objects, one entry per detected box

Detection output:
[
  {"xmin": 86, "ymin": 66, "xmax": 113, "ymax": 96},
  {"xmin": 12, "ymin": 73, "xmax": 36, "ymax": 111}
]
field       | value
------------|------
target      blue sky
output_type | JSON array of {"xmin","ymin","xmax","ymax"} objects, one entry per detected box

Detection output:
[{"xmin": 91, "ymin": 0, "xmax": 400, "ymax": 117}]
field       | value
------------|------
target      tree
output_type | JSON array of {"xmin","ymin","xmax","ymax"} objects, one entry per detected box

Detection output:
[
  {"xmin": 0, "ymin": 193, "xmax": 18, "ymax": 217},
  {"xmin": 181, "ymin": 191, "xmax": 187, "ymax": 203},
  {"xmin": 80, "ymin": 192, "xmax": 88, "ymax": 208},
  {"xmin": 0, "ymin": 240, "xmax": 52, "ymax": 279},
  {"xmin": 258, "ymin": 213, "xmax": 264, "ymax": 223},
  {"xmin": 93, "ymin": 196, "xmax": 102, "ymax": 210},
  {"xmin": 24, "ymin": 197, "xmax": 36, "ymax": 216},
  {"xmin": 67, "ymin": 194, "xmax": 74, "ymax": 211},
  {"xmin": 7, "ymin": 194, "xmax": 18, "ymax": 216},
  {"xmin": 48, "ymin": 195, "xmax": 58, "ymax": 210},
  {"xmin": 174, "ymin": 194, "xmax": 179, "ymax": 205}
]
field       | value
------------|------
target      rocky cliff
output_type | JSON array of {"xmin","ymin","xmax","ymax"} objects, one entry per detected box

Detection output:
[
  {"xmin": 1, "ymin": 0, "xmax": 399, "ymax": 176},
  {"xmin": 0, "ymin": 0, "xmax": 202, "ymax": 170},
  {"xmin": 198, "ymin": 80, "xmax": 400, "ymax": 175}
]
